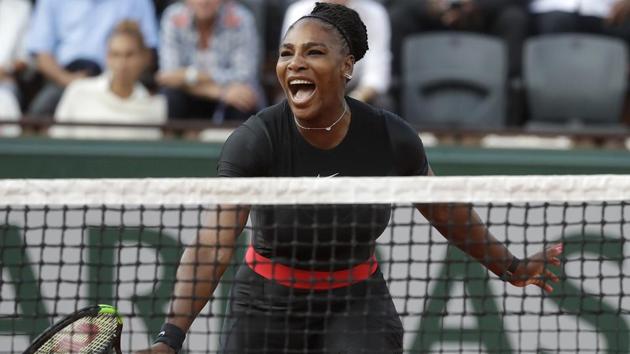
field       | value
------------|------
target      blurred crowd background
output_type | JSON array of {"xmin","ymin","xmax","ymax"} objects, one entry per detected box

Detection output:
[{"xmin": 1, "ymin": 0, "xmax": 630, "ymax": 141}]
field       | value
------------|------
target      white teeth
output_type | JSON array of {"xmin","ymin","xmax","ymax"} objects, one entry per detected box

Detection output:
[{"xmin": 289, "ymin": 79, "xmax": 314, "ymax": 85}]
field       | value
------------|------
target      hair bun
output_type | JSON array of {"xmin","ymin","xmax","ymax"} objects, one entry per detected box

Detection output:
[{"xmin": 310, "ymin": 2, "xmax": 368, "ymax": 62}]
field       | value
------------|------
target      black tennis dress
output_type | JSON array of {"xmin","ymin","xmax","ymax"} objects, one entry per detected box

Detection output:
[{"xmin": 217, "ymin": 97, "xmax": 428, "ymax": 354}]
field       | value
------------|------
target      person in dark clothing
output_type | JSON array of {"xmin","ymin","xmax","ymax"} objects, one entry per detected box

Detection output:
[
  {"xmin": 389, "ymin": 0, "xmax": 530, "ymax": 79},
  {"xmin": 531, "ymin": 0, "xmax": 630, "ymax": 43},
  {"xmin": 138, "ymin": 3, "xmax": 562, "ymax": 354}
]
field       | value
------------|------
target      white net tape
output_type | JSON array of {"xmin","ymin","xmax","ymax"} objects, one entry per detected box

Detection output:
[{"xmin": 0, "ymin": 175, "xmax": 628, "ymax": 206}]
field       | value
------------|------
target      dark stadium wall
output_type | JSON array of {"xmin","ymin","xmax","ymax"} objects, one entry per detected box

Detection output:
[{"xmin": 0, "ymin": 137, "xmax": 629, "ymax": 178}]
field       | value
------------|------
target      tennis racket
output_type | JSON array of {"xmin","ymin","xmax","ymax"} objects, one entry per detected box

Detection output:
[{"xmin": 23, "ymin": 304, "xmax": 122, "ymax": 354}]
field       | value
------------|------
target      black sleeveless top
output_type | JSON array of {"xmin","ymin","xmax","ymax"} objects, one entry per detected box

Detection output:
[{"xmin": 218, "ymin": 98, "xmax": 428, "ymax": 270}]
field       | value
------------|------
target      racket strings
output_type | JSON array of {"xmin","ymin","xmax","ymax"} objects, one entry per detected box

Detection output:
[{"xmin": 34, "ymin": 314, "xmax": 119, "ymax": 354}]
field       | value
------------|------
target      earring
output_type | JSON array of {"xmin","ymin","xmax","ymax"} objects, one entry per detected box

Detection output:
[{"xmin": 344, "ymin": 73, "xmax": 353, "ymax": 80}]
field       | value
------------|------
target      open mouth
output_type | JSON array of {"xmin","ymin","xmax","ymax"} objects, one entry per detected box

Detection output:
[{"xmin": 288, "ymin": 79, "xmax": 317, "ymax": 105}]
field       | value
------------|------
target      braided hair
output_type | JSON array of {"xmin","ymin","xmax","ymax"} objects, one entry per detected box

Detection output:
[{"xmin": 293, "ymin": 2, "xmax": 369, "ymax": 62}]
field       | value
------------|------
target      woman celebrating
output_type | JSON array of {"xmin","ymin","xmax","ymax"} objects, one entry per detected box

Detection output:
[{"xmin": 142, "ymin": 3, "xmax": 562, "ymax": 353}]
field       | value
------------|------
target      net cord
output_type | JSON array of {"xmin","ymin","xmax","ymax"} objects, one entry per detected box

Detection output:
[{"xmin": 0, "ymin": 175, "xmax": 628, "ymax": 206}]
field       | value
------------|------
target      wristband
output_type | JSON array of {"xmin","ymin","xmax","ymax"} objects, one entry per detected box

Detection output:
[
  {"xmin": 153, "ymin": 323, "xmax": 186, "ymax": 351},
  {"xmin": 499, "ymin": 256, "xmax": 521, "ymax": 282}
]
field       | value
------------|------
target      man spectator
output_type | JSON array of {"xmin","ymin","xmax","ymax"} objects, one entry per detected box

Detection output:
[
  {"xmin": 389, "ymin": 0, "xmax": 529, "ymax": 79},
  {"xmin": 25, "ymin": 0, "xmax": 159, "ymax": 117},
  {"xmin": 157, "ymin": 0, "xmax": 263, "ymax": 123},
  {"xmin": 0, "ymin": 0, "xmax": 31, "ymax": 130},
  {"xmin": 282, "ymin": 0, "xmax": 393, "ymax": 107},
  {"xmin": 531, "ymin": 0, "xmax": 630, "ymax": 42}
]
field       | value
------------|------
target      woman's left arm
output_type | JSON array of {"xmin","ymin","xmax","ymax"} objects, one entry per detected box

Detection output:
[{"xmin": 415, "ymin": 167, "xmax": 563, "ymax": 293}]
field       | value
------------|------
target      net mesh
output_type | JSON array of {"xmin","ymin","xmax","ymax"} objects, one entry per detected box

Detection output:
[{"xmin": 1, "ymin": 176, "xmax": 629, "ymax": 354}]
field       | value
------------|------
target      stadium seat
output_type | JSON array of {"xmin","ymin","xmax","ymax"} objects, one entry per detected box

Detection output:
[
  {"xmin": 401, "ymin": 32, "xmax": 507, "ymax": 129},
  {"xmin": 524, "ymin": 34, "xmax": 628, "ymax": 129}
]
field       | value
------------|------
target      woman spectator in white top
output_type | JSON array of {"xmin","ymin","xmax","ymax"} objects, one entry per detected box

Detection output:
[
  {"xmin": 0, "ymin": 0, "xmax": 31, "ymax": 135},
  {"xmin": 51, "ymin": 20, "xmax": 167, "ymax": 140},
  {"xmin": 282, "ymin": 0, "xmax": 392, "ymax": 107}
]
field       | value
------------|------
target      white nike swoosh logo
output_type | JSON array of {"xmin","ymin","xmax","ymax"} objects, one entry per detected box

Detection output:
[
  {"xmin": 316, "ymin": 173, "xmax": 339, "ymax": 178},
  {"xmin": 158, "ymin": 331, "xmax": 166, "ymax": 336}
]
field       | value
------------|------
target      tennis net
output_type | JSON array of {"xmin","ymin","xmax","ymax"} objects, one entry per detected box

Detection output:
[{"xmin": 0, "ymin": 176, "xmax": 629, "ymax": 353}]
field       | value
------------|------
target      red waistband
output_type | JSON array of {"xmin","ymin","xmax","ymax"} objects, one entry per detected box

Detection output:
[{"xmin": 245, "ymin": 245, "xmax": 378, "ymax": 290}]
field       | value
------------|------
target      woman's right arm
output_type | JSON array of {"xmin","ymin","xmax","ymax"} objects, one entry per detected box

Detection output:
[{"xmin": 141, "ymin": 204, "xmax": 250, "ymax": 353}]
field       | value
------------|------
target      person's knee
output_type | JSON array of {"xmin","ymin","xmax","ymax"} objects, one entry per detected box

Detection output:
[
  {"xmin": 495, "ymin": 6, "xmax": 529, "ymax": 35},
  {"xmin": 161, "ymin": 87, "xmax": 189, "ymax": 118},
  {"xmin": 161, "ymin": 87, "xmax": 186, "ymax": 103},
  {"xmin": 28, "ymin": 83, "xmax": 64, "ymax": 117},
  {"xmin": 536, "ymin": 11, "xmax": 578, "ymax": 34}
]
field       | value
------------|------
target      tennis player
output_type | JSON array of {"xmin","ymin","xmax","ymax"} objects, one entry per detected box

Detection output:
[{"xmin": 139, "ymin": 3, "xmax": 563, "ymax": 353}]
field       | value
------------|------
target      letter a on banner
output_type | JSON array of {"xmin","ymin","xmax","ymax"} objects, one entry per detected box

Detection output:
[{"xmin": 411, "ymin": 245, "xmax": 513, "ymax": 353}]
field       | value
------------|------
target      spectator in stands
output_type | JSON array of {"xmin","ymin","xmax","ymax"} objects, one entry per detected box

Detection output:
[
  {"xmin": 531, "ymin": 0, "xmax": 630, "ymax": 42},
  {"xmin": 50, "ymin": 21, "xmax": 166, "ymax": 140},
  {"xmin": 0, "ymin": 0, "xmax": 31, "ymax": 128},
  {"xmin": 281, "ymin": 0, "xmax": 392, "ymax": 107},
  {"xmin": 388, "ymin": 0, "xmax": 529, "ymax": 79},
  {"xmin": 155, "ymin": 0, "xmax": 179, "ymax": 19},
  {"xmin": 157, "ymin": 0, "xmax": 263, "ymax": 123},
  {"xmin": 25, "ymin": 0, "xmax": 159, "ymax": 117}
]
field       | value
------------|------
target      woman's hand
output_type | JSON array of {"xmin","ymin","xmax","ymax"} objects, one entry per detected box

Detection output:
[
  {"xmin": 187, "ymin": 82, "xmax": 257, "ymax": 112},
  {"xmin": 510, "ymin": 244, "xmax": 563, "ymax": 293},
  {"xmin": 220, "ymin": 83, "xmax": 258, "ymax": 112},
  {"xmin": 134, "ymin": 342, "xmax": 176, "ymax": 354},
  {"xmin": 60, "ymin": 70, "xmax": 89, "ymax": 87},
  {"xmin": 155, "ymin": 69, "xmax": 187, "ymax": 89}
]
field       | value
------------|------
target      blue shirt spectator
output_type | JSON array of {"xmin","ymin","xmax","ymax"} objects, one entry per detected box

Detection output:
[
  {"xmin": 27, "ymin": 0, "xmax": 159, "ymax": 68},
  {"xmin": 25, "ymin": 0, "xmax": 159, "ymax": 117}
]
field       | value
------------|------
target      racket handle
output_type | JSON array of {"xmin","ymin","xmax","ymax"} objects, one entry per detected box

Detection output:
[{"xmin": 113, "ymin": 323, "xmax": 122, "ymax": 354}]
